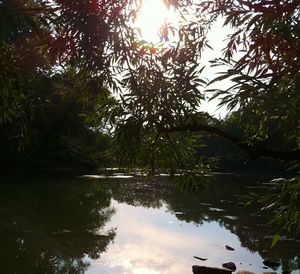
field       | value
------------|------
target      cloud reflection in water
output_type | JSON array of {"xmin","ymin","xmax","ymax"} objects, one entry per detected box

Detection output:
[{"xmin": 86, "ymin": 200, "xmax": 263, "ymax": 274}]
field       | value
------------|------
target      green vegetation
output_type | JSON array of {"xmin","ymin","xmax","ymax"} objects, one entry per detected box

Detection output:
[{"xmin": 0, "ymin": 0, "xmax": 299, "ymax": 237}]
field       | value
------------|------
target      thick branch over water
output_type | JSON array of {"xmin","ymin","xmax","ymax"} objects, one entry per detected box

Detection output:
[{"xmin": 159, "ymin": 124, "xmax": 300, "ymax": 161}]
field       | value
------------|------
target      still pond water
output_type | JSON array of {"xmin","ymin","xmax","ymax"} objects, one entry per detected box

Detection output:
[{"xmin": 0, "ymin": 172, "xmax": 299, "ymax": 274}]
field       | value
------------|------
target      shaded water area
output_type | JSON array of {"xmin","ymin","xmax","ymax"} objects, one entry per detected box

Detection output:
[{"xmin": 0, "ymin": 172, "xmax": 299, "ymax": 274}]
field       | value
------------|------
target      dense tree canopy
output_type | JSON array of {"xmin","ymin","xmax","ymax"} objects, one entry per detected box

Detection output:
[
  {"xmin": 1, "ymin": 0, "xmax": 299, "ymax": 164},
  {"xmin": 0, "ymin": 0, "xmax": 300, "ymax": 236}
]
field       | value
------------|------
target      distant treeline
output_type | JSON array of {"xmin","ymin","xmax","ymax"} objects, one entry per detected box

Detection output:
[
  {"xmin": 199, "ymin": 118, "xmax": 288, "ymax": 174},
  {"xmin": 0, "ymin": 97, "xmax": 287, "ymax": 173},
  {"xmin": 0, "ymin": 71, "xmax": 114, "ymax": 171}
]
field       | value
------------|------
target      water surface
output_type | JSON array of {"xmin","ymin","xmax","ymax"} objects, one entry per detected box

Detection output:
[{"xmin": 0, "ymin": 173, "xmax": 299, "ymax": 273}]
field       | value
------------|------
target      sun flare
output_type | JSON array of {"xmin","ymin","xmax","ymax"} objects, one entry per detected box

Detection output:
[{"xmin": 135, "ymin": 0, "xmax": 178, "ymax": 43}]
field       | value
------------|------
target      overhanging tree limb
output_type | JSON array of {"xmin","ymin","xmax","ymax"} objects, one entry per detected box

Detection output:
[{"xmin": 158, "ymin": 124, "xmax": 300, "ymax": 161}]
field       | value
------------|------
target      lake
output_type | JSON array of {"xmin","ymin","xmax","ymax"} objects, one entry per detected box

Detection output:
[{"xmin": 0, "ymin": 172, "xmax": 299, "ymax": 274}]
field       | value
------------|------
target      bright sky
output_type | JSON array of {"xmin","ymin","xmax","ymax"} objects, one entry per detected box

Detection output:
[
  {"xmin": 134, "ymin": 0, "xmax": 231, "ymax": 118},
  {"xmin": 134, "ymin": 0, "xmax": 178, "ymax": 43}
]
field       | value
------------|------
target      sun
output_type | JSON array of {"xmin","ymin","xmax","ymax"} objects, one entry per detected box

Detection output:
[{"xmin": 134, "ymin": 0, "xmax": 178, "ymax": 43}]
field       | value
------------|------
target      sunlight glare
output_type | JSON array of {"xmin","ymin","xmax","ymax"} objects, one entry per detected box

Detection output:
[{"xmin": 135, "ymin": 0, "xmax": 178, "ymax": 43}]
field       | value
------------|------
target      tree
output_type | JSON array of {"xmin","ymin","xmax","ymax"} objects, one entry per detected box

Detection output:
[
  {"xmin": 0, "ymin": 0, "xmax": 119, "ymax": 165},
  {"xmin": 1, "ymin": 0, "xmax": 300, "ymax": 237},
  {"xmin": 196, "ymin": 0, "xmax": 300, "ymax": 162}
]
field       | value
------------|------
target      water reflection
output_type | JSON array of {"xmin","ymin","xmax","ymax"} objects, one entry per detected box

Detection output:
[
  {"xmin": 88, "ymin": 175, "xmax": 300, "ymax": 273},
  {"xmin": 0, "ymin": 176, "xmax": 115, "ymax": 273},
  {"xmin": 0, "ymin": 174, "xmax": 299, "ymax": 273},
  {"xmin": 86, "ymin": 202, "xmax": 250, "ymax": 274}
]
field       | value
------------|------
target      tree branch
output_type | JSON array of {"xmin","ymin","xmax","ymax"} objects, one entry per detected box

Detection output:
[{"xmin": 158, "ymin": 124, "xmax": 300, "ymax": 161}]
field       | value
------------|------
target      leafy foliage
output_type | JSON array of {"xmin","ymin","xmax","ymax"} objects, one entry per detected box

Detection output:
[
  {"xmin": 204, "ymin": 0, "xmax": 300, "ymax": 155},
  {"xmin": 1, "ymin": 0, "xmax": 300, "ymax": 238},
  {"xmin": 200, "ymin": 0, "xmax": 300, "ymax": 240},
  {"xmin": 249, "ymin": 177, "xmax": 300, "ymax": 246}
]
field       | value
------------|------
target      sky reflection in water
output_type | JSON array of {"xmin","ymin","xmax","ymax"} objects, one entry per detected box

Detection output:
[
  {"xmin": 1, "ymin": 174, "xmax": 299, "ymax": 274},
  {"xmin": 86, "ymin": 200, "xmax": 268, "ymax": 274}
]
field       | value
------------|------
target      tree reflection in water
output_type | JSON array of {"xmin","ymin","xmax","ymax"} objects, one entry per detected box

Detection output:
[
  {"xmin": 99, "ymin": 174, "xmax": 300, "ymax": 273},
  {"xmin": 0, "ymin": 176, "xmax": 116, "ymax": 274},
  {"xmin": 0, "ymin": 173, "xmax": 299, "ymax": 273}
]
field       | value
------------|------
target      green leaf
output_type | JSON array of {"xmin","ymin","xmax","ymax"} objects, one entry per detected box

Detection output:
[{"xmin": 271, "ymin": 233, "xmax": 281, "ymax": 248}]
